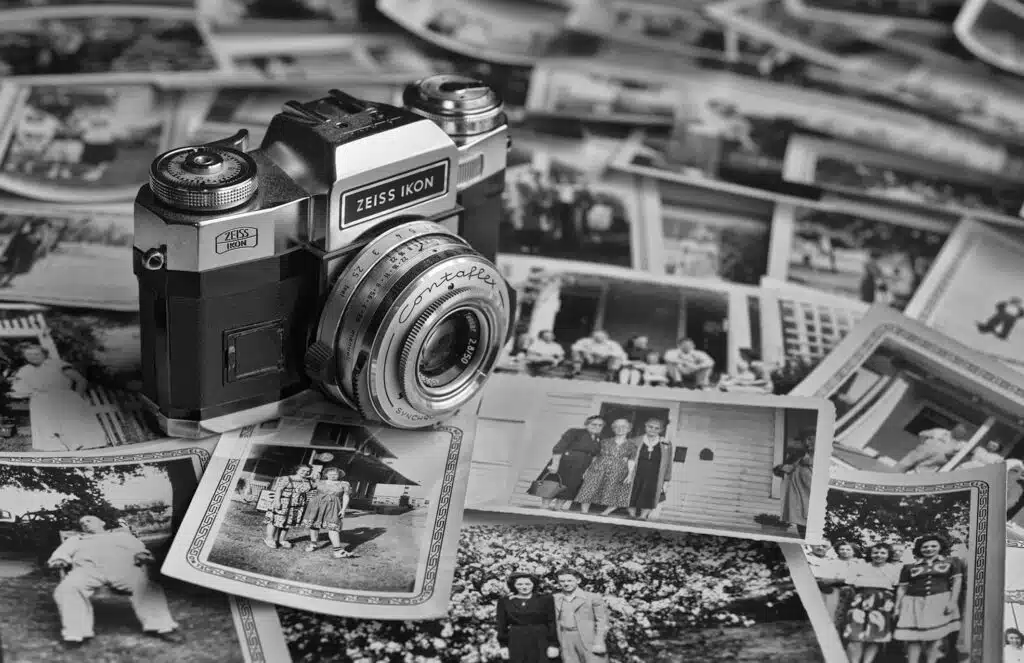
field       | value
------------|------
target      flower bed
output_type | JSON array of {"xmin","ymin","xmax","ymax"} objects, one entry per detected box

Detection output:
[{"xmin": 279, "ymin": 523, "xmax": 804, "ymax": 662}]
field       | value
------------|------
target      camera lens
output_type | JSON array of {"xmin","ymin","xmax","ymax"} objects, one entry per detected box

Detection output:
[
  {"xmin": 309, "ymin": 220, "xmax": 512, "ymax": 429},
  {"xmin": 417, "ymin": 309, "xmax": 483, "ymax": 389}
]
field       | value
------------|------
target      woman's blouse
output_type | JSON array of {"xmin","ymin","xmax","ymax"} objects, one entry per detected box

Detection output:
[
  {"xmin": 315, "ymin": 479, "xmax": 350, "ymax": 497},
  {"xmin": 898, "ymin": 555, "xmax": 964, "ymax": 597},
  {"xmin": 848, "ymin": 562, "xmax": 901, "ymax": 589}
]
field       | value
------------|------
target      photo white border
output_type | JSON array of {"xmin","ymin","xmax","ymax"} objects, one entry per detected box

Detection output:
[{"xmin": 954, "ymin": 0, "xmax": 1024, "ymax": 77}]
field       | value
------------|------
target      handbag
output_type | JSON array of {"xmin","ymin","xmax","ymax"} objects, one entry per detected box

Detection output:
[{"xmin": 530, "ymin": 471, "xmax": 566, "ymax": 499}]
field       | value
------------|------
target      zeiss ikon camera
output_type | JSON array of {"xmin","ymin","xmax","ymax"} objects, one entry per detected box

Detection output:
[{"xmin": 133, "ymin": 75, "xmax": 516, "ymax": 438}]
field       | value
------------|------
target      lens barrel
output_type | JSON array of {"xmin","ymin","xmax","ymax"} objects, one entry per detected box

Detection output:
[{"xmin": 306, "ymin": 220, "xmax": 512, "ymax": 429}]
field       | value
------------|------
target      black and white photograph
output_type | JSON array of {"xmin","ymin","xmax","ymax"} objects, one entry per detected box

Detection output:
[
  {"xmin": 231, "ymin": 511, "xmax": 827, "ymax": 662},
  {"xmin": 500, "ymin": 152, "xmax": 647, "ymax": 268},
  {"xmin": 1007, "ymin": 598, "xmax": 1024, "ymax": 663},
  {"xmin": 784, "ymin": 462, "xmax": 1008, "ymax": 663},
  {"xmin": 0, "ymin": 442, "xmax": 247, "ymax": 663},
  {"xmin": 0, "ymin": 0, "xmax": 194, "ymax": 6},
  {"xmin": 525, "ymin": 60, "xmax": 685, "ymax": 127},
  {"xmin": 467, "ymin": 375, "xmax": 835, "ymax": 543},
  {"xmin": 0, "ymin": 204, "xmax": 135, "ymax": 309},
  {"xmin": 792, "ymin": 306, "xmax": 1024, "ymax": 477},
  {"xmin": 904, "ymin": 219, "xmax": 1024, "ymax": 371},
  {"xmin": 706, "ymin": 0, "xmax": 893, "ymax": 71},
  {"xmin": 643, "ymin": 177, "xmax": 773, "ymax": 286},
  {"xmin": 160, "ymin": 413, "xmax": 477, "ymax": 619},
  {"xmin": 0, "ymin": 6, "xmax": 228, "ymax": 84},
  {"xmin": 0, "ymin": 84, "xmax": 181, "ymax": 203},
  {"xmin": 782, "ymin": 135, "xmax": 1024, "ymax": 224},
  {"xmin": 767, "ymin": 203, "xmax": 951, "ymax": 311},
  {"xmin": 0, "ymin": 305, "xmax": 161, "ymax": 454},
  {"xmin": 784, "ymin": 0, "xmax": 958, "ymax": 33},
  {"xmin": 198, "ymin": 0, "xmax": 382, "ymax": 36},
  {"xmin": 494, "ymin": 255, "xmax": 764, "ymax": 392},
  {"xmin": 376, "ymin": 0, "xmax": 575, "ymax": 66},
  {"xmin": 567, "ymin": 0, "xmax": 770, "ymax": 67},
  {"xmin": 954, "ymin": 0, "xmax": 1024, "ymax": 76},
  {"xmin": 1010, "ymin": 462, "xmax": 1024, "ymax": 542},
  {"xmin": 757, "ymin": 277, "xmax": 871, "ymax": 395}
]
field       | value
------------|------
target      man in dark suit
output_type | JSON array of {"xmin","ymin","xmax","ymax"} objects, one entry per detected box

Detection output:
[
  {"xmin": 977, "ymin": 297, "xmax": 1024, "ymax": 340},
  {"xmin": 553, "ymin": 567, "xmax": 608, "ymax": 662}
]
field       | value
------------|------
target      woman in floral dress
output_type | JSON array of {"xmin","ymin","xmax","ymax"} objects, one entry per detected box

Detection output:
[
  {"xmin": 842, "ymin": 542, "xmax": 901, "ymax": 663},
  {"xmin": 264, "ymin": 464, "xmax": 316, "ymax": 549},
  {"xmin": 575, "ymin": 418, "xmax": 638, "ymax": 516}
]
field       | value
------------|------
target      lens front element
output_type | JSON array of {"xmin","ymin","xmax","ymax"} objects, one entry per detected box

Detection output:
[{"xmin": 310, "ymin": 220, "xmax": 512, "ymax": 429}]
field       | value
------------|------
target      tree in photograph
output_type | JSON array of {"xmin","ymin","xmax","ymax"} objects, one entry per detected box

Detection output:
[{"xmin": 823, "ymin": 488, "xmax": 971, "ymax": 548}]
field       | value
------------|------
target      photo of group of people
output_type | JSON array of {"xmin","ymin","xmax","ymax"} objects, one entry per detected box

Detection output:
[
  {"xmin": 161, "ymin": 416, "xmax": 474, "ymax": 619},
  {"xmin": 0, "ymin": 84, "xmax": 176, "ymax": 200},
  {"xmin": 501, "ymin": 159, "xmax": 639, "ymax": 268},
  {"xmin": 774, "ymin": 204, "xmax": 949, "ymax": 311},
  {"xmin": 0, "ymin": 446, "xmax": 245, "ymax": 662},
  {"xmin": 793, "ymin": 463, "xmax": 1007, "ymax": 663},
  {"xmin": 243, "ymin": 512, "xmax": 826, "ymax": 662},
  {"xmin": 471, "ymin": 376, "xmax": 832, "ymax": 542},
  {"xmin": 495, "ymin": 258, "xmax": 763, "ymax": 392},
  {"xmin": 0, "ymin": 9, "xmax": 224, "ymax": 80}
]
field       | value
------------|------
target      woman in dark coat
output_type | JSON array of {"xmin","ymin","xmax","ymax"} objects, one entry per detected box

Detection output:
[
  {"xmin": 528, "ymin": 415, "xmax": 605, "ymax": 511},
  {"xmin": 496, "ymin": 572, "xmax": 559, "ymax": 663},
  {"xmin": 0, "ymin": 218, "xmax": 47, "ymax": 287}
]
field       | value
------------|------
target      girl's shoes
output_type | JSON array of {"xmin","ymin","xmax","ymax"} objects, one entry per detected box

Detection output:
[
  {"xmin": 278, "ymin": 540, "xmax": 293, "ymax": 549},
  {"xmin": 303, "ymin": 542, "xmax": 318, "ymax": 552},
  {"xmin": 263, "ymin": 538, "xmax": 278, "ymax": 549},
  {"xmin": 332, "ymin": 549, "xmax": 355, "ymax": 559}
]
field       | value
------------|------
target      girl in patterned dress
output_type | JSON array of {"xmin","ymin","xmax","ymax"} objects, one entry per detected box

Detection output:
[
  {"xmin": 302, "ymin": 466, "xmax": 355, "ymax": 559},
  {"xmin": 842, "ymin": 543, "xmax": 901, "ymax": 663},
  {"xmin": 263, "ymin": 464, "xmax": 316, "ymax": 549},
  {"xmin": 575, "ymin": 418, "xmax": 639, "ymax": 516},
  {"xmin": 893, "ymin": 534, "xmax": 964, "ymax": 663}
]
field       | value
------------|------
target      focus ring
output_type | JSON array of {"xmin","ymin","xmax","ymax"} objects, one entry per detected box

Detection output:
[{"xmin": 396, "ymin": 288, "xmax": 468, "ymax": 388}]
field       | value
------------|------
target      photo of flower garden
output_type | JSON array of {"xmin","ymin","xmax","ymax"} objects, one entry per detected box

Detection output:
[{"xmin": 275, "ymin": 516, "xmax": 823, "ymax": 662}]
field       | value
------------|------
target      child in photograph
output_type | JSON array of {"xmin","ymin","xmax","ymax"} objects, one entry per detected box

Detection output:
[
  {"xmin": 264, "ymin": 464, "xmax": 316, "ymax": 549},
  {"xmin": 893, "ymin": 533, "xmax": 964, "ymax": 663},
  {"xmin": 7, "ymin": 343, "xmax": 87, "ymax": 399},
  {"xmin": 617, "ymin": 336, "xmax": 651, "ymax": 385},
  {"xmin": 302, "ymin": 466, "xmax": 355, "ymax": 559},
  {"xmin": 773, "ymin": 428, "xmax": 815, "ymax": 537},
  {"xmin": 641, "ymin": 351, "xmax": 669, "ymax": 387}
]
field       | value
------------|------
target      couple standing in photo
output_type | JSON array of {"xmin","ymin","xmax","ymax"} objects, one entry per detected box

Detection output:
[
  {"xmin": 528, "ymin": 415, "xmax": 673, "ymax": 520},
  {"xmin": 496, "ymin": 568, "xmax": 609, "ymax": 663}
]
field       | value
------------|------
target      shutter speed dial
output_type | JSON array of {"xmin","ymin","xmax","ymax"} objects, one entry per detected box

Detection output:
[{"xmin": 149, "ymin": 145, "xmax": 259, "ymax": 213}]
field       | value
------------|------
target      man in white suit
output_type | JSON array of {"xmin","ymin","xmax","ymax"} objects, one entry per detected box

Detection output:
[{"xmin": 553, "ymin": 568, "xmax": 609, "ymax": 662}]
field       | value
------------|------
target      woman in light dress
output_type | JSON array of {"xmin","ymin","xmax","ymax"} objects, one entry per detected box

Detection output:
[
  {"xmin": 574, "ymin": 418, "xmax": 638, "ymax": 517},
  {"xmin": 302, "ymin": 466, "xmax": 355, "ymax": 559},
  {"xmin": 773, "ymin": 428, "xmax": 815, "ymax": 537}
]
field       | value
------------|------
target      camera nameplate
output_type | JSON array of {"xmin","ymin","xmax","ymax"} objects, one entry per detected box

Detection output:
[{"xmin": 340, "ymin": 159, "xmax": 450, "ymax": 228}]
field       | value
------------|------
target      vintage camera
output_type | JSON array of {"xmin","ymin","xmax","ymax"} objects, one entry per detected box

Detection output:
[{"xmin": 133, "ymin": 75, "xmax": 516, "ymax": 438}]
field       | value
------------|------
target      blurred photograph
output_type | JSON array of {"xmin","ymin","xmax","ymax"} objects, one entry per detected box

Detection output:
[
  {"xmin": 494, "ymin": 255, "xmax": 764, "ymax": 392},
  {"xmin": 0, "ymin": 443, "xmax": 245, "ymax": 663},
  {"xmin": 0, "ymin": 305, "xmax": 160, "ymax": 454},
  {"xmin": 0, "ymin": 7, "xmax": 226, "ymax": 83},
  {"xmin": 757, "ymin": 278, "xmax": 870, "ymax": 395},
  {"xmin": 793, "ymin": 306, "xmax": 1024, "ymax": 475},
  {"xmin": 783, "ymin": 135, "xmax": 1024, "ymax": 223},
  {"xmin": 0, "ymin": 204, "xmax": 135, "ymax": 310},
  {"xmin": 644, "ymin": 178, "xmax": 772, "ymax": 285},
  {"xmin": 768, "ymin": 203, "xmax": 951, "ymax": 311},
  {"xmin": 954, "ymin": 0, "xmax": 1024, "ymax": 77},
  {"xmin": 468, "ymin": 375, "xmax": 835, "ymax": 543},
  {"xmin": 905, "ymin": 219, "xmax": 1024, "ymax": 371},
  {"xmin": 161, "ymin": 413, "xmax": 477, "ymax": 619},
  {"xmin": 198, "ymin": 0, "xmax": 380, "ymax": 35},
  {"xmin": 786, "ymin": 463, "xmax": 1007, "ymax": 663},
  {"xmin": 0, "ymin": 84, "xmax": 179, "ymax": 203},
  {"xmin": 232, "ymin": 511, "xmax": 827, "ymax": 662},
  {"xmin": 784, "ymin": 0, "xmax": 957, "ymax": 33},
  {"xmin": 377, "ymin": 0, "xmax": 576, "ymax": 66}
]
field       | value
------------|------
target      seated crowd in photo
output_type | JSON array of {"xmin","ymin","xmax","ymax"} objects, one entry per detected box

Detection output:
[
  {"xmin": 892, "ymin": 426, "xmax": 1013, "ymax": 474},
  {"xmin": 807, "ymin": 534, "xmax": 969, "ymax": 663},
  {"xmin": 497, "ymin": 329, "xmax": 772, "ymax": 393}
]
